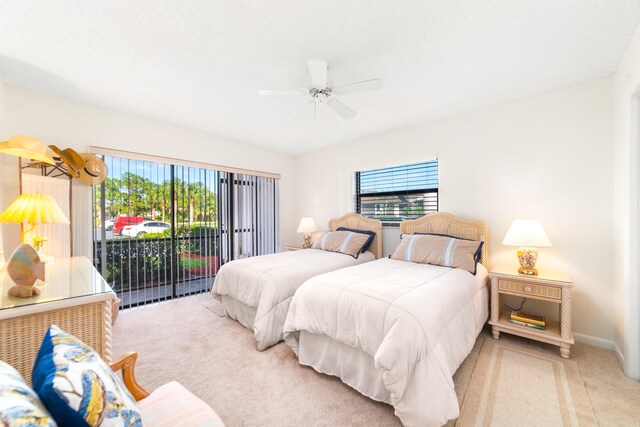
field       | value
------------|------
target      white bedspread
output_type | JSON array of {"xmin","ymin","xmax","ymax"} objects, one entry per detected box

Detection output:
[
  {"xmin": 283, "ymin": 257, "xmax": 489, "ymax": 427},
  {"xmin": 211, "ymin": 249, "xmax": 375, "ymax": 350}
]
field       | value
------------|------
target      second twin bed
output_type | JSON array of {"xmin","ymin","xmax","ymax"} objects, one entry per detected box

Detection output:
[{"xmin": 212, "ymin": 212, "xmax": 489, "ymax": 427}]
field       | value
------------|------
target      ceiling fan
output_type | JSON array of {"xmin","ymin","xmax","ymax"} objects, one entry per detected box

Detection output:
[{"xmin": 258, "ymin": 59, "xmax": 383, "ymax": 120}]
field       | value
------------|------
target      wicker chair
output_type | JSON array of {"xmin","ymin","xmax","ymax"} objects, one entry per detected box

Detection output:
[{"xmin": 109, "ymin": 352, "xmax": 225, "ymax": 426}]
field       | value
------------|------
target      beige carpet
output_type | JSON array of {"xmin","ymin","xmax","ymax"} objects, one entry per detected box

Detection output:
[
  {"xmin": 114, "ymin": 294, "xmax": 401, "ymax": 426},
  {"xmin": 112, "ymin": 294, "xmax": 640, "ymax": 426},
  {"xmin": 457, "ymin": 339, "xmax": 597, "ymax": 426},
  {"xmin": 202, "ymin": 297, "xmax": 226, "ymax": 317}
]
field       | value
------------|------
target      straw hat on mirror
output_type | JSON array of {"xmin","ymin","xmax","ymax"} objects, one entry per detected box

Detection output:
[
  {"xmin": 77, "ymin": 153, "xmax": 108, "ymax": 185},
  {"xmin": 48, "ymin": 145, "xmax": 84, "ymax": 178},
  {"xmin": 0, "ymin": 135, "xmax": 56, "ymax": 165}
]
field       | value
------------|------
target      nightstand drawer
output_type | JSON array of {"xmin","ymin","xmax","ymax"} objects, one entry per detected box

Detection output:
[{"xmin": 498, "ymin": 279, "xmax": 561, "ymax": 300}]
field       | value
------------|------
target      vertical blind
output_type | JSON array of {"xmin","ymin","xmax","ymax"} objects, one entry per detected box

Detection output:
[
  {"xmin": 355, "ymin": 160, "xmax": 439, "ymax": 225},
  {"xmin": 219, "ymin": 173, "xmax": 278, "ymax": 262},
  {"xmin": 93, "ymin": 154, "xmax": 278, "ymax": 308}
]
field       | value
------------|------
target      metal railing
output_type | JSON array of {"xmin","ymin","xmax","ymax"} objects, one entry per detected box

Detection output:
[{"xmin": 94, "ymin": 232, "xmax": 219, "ymax": 308}]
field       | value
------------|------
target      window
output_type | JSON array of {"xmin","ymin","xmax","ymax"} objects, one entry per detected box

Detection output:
[{"xmin": 355, "ymin": 160, "xmax": 438, "ymax": 226}]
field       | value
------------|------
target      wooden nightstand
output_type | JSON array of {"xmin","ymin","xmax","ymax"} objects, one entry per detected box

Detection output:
[
  {"xmin": 285, "ymin": 246, "xmax": 305, "ymax": 251},
  {"xmin": 489, "ymin": 267, "xmax": 574, "ymax": 358}
]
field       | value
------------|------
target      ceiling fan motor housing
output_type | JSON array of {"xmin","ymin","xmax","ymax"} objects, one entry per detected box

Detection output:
[{"xmin": 309, "ymin": 87, "xmax": 332, "ymax": 102}]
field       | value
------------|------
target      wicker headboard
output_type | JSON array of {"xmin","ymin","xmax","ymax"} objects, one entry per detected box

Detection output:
[
  {"xmin": 328, "ymin": 213, "xmax": 383, "ymax": 259},
  {"xmin": 399, "ymin": 212, "xmax": 489, "ymax": 266}
]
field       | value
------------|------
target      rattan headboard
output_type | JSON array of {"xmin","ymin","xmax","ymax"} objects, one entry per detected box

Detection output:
[
  {"xmin": 328, "ymin": 213, "xmax": 383, "ymax": 259},
  {"xmin": 399, "ymin": 212, "xmax": 489, "ymax": 266}
]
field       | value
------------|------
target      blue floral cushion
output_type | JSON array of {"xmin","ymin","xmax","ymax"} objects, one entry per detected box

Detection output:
[
  {"xmin": 0, "ymin": 360, "xmax": 57, "ymax": 426},
  {"xmin": 32, "ymin": 325, "xmax": 142, "ymax": 427}
]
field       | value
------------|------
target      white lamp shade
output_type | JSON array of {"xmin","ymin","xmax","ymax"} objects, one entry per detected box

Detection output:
[
  {"xmin": 297, "ymin": 217, "xmax": 318, "ymax": 233},
  {"xmin": 502, "ymin": 219, "xmax": 552, "ymax": 247}
]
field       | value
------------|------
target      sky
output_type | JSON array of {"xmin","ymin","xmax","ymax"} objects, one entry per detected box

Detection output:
[{"xmin": 104, "ymin": 155, "xmax": 217, "ymax": 186}]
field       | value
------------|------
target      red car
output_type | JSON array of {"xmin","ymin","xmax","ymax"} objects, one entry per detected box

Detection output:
[{"xmin": 113, "ymin": 216, "xmax": 145, "ymax": 234}]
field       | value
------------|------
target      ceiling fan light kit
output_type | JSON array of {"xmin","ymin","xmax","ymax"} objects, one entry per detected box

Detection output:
[{"xmin": 259, "ymin": 58, "xmax": 383, "ymax": 120}]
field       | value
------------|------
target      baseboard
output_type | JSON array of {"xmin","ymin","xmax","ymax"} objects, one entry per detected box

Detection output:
[
  {"xmin": 573, "ymin": 332, "xmax": 614, "ymax": 350},
  {"xmin": 613, "ymin": 342, "xmax": 625, "ymax": 366}
]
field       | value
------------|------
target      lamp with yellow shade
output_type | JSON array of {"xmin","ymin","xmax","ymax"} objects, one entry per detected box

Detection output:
[
  {"xmin": 0, "ymin": 194, "xmax": 69, "ymax": 297},
  {"xmin": 0, "ymin": 193, "xmax": 70, "ymax": 247},
  {"xmin": 502, "ymin": 219, "xmax": 552, "ymax": 275}
]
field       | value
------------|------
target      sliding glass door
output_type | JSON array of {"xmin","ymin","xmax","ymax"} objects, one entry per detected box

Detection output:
[{"xmin": 93, "ymin": 155, "xmax": 278, "ymax": 308}]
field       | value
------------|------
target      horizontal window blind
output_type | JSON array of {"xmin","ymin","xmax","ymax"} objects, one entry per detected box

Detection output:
[{"xmin": 355, "ymin": 160, "xmax": 438, "ymax": 225}]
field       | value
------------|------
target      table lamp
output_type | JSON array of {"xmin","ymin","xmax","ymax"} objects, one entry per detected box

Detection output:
[
  {"xmin": 297, "ymin": 217, "xmax": 318, "ymax": 249},
  {"xmin": 502, "ymin": 219, "xmax": 552, "ymax": 275},
  {"xmin": 0, "ymin": 194, "xmax": 69, "ymax": 297},
  {"xmin": 0, "ymin": 193, "xmax": 70, "ymax": 246}
]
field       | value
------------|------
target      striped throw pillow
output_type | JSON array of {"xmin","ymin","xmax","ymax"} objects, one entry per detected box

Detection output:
[
  {"xmin": 391, "ymin": 234, "xmax": 483, "ymax": 274},
  {"xmin": 137, "ymin": 381, "xmax": 225, "ymax": 426},
  {"xmin": 311, "ymin": 231, "xmax": 370, "ymax": 258}
]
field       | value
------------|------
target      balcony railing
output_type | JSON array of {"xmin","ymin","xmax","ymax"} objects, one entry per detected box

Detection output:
[{"xmin": 94, "ymin": 233, "xmax": 219, "ymax": 308}]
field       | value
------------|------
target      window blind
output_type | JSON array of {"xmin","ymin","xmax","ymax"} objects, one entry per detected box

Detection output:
[{"xmin": 355, "ymin": 160, "xmax": 438, "ymax": 225}]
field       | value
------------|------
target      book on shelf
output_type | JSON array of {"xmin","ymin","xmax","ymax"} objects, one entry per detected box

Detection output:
[
  {"xmin": 511, "ymin": 311, "xmax": 545, "ymax": 327},
  {"xmin": 508, "ymin": 319, "xmax": 545, "ymax": 330}
]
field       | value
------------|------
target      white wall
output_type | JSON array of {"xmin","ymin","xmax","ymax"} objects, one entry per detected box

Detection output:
[
  {"xmin": 3, "ymin": 85, "xmax": 297, "ymax": 252},
  {"xmin": 613, "ymin": 24, "xmax": 640, "ymax": 379},
  {"xmin": 0, "ymin": 75, "xmax": 22, "ymax": 262},
  {"xmin": 295, "ymin": 76, "xmax": 615, "ymax": 344}
]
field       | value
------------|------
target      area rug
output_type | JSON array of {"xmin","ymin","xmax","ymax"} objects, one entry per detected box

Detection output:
[{"xmin": 457, "ymin": 338, "xmax": 597, "ymax": 426}]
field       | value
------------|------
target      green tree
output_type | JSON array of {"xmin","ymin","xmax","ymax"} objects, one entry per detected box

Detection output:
[{"xmin": 97, "ymin": 172, "xmax": 217, "ymax": 226}]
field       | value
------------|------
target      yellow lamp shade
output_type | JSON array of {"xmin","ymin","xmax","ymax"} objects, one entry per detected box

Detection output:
[
  {"xmin": 0, "ymin": 135, "xmax": 56, "ymax": 165},
  {"xmin": 0, "ymin": 194, "xmax": 69, "ymax": 226}
]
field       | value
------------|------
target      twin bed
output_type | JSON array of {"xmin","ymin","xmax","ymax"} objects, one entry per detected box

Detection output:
[
  {"xmin": 211, "ymin": 213, "xmax": 382, "ymax": 351},
  {"xmin": 212, "ymin": 212, "xmax": 489, "ymax": 427}
]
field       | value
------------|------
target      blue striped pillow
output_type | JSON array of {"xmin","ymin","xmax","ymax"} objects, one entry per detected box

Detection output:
[
  {"xmin": 336, "ymin": 227, "xmax": 375, "ymax": 253},
  {"xmin": 392, "ymin": 234, "xmax": 483, "ymax": 274}
]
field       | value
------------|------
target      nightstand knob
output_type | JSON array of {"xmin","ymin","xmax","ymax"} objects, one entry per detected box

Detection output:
[{"xmin": 524, "ymin": 286, "xmax": 532, "ymax": 292}]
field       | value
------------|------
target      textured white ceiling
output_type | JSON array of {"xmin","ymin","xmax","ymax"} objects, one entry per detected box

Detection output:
[{"xmin": 0, "ymin": 1, "xmax": 639, "ymax": 155}]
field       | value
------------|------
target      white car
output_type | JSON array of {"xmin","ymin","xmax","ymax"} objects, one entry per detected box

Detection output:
[
  {"xmin": 122, "ymin": 221, "xmax": 171, "ymax": 238},
  {"xmin": 104, "ymin": 219, "xmax": 114, "ymax": 231}
]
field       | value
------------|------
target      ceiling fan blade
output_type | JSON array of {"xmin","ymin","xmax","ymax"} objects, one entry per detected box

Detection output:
[
  {"xmin": 333, "ymin": 78, "xmax": 383, "ymax": 95},
  {"xmin": 308, "ymin": 58, "xmax": 328, "ymax": 88},
  {"xmin": 327, "ymin": 98, "xmax": 356, "ymax": 120},
  {"xmin": 258, "ymin": 89, "xmax": 306, "ymax": 96}
]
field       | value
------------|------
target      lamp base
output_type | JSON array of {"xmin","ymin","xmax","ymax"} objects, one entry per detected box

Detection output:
[
  {"xmin": 518, "ymin": 267, "xmax": 538, "ymax": 275},
  {"xmin": 517, "ymin": 247, "xmax": 539, "ymax": 275},
  {"xmin": 303, "ymin": 233, "xmax": 312, "ymax": 249}
]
